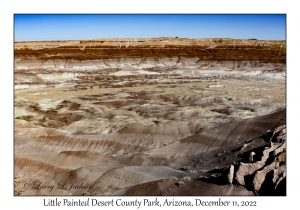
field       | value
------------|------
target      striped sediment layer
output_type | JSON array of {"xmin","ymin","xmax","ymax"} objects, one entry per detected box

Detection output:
[{"xmin": 15, "ymin": 38, "xmax": 285, "ymax": 71}]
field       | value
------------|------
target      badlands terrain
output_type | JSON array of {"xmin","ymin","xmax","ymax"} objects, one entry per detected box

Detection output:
[{"xmin": 14, "ymin": 38, "xmax": 286, "ymax": 196}]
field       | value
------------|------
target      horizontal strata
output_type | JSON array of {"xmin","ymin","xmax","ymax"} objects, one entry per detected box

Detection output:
[
  {"xmin": 14, "ymin": 39, "xmax": 285, "ymax": 72},
  {"xmin": 14, "ymin": 45, "xmax": 285, "ymax": 62},
  {"xmin": 15, "ymin": 58, "xmax": 286, "ymax": 73}
]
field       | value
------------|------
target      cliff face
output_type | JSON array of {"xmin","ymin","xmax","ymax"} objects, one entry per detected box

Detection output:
[{"xmin": 15, "ymin": 38, "xmax": 286, "ymax": 72}]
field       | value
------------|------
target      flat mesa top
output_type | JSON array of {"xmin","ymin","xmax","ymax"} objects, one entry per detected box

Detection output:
[{"xmin": 14, "ymin": 38, "xmax": 285, "ymax": 50}]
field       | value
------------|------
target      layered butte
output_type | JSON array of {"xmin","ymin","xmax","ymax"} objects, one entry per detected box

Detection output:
[{"xmin": 14, "ymin": 38, "xmax": 286, "ymax": 196}]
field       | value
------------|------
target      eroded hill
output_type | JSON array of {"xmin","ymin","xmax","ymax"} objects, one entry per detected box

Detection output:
[{"xmin": 14, "ymin": 38, "xmax": 286, "ymax": 196}]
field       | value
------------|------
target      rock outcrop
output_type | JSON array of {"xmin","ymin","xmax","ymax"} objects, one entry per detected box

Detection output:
[{"xmin": 232, "ymin": 125, "xmax": 286, "ymax": 195}]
